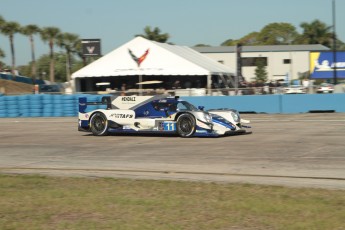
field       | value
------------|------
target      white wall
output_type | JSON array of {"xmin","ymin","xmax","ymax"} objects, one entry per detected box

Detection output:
[{"xmin": 201, "ymin": 51, "xmax": 310, "ymax": 82}]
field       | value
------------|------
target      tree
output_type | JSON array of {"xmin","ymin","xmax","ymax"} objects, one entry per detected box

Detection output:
[
  {"xmin": 40, "ymin": 27, "xmax": 61, "ymax": 82},
  {"xmin": 0, "ymin": 15, "xmax": 5, "ymax": 32},
  {"xmin": 194, "ymin": 44, "xmax": 211, "ymax": 47},
  {"xmin": 237, "ymin": 32, "xmax": 260, "ymax": 46},
  {"xmin": 0, "ymin": 48, "xmax": 4, "ymax": 59},
  {"xmin": 295, "ymin": 20, "xmax": 333, "ymax": 48},
  {"xmin": 221, "ymin": 23, "xmax": 297, "ymax": 46},
  {"xmin": 0, "ymin": 15, "xmax": 5, "ymax": 37},
  {"xmin": 21, "ymin": 24, "xmax": 40, "ymax": 82},
  {"xmin": 34, "ymin": 52, "xmax": 68, "ymax": 82},
  {"xmin": 73, "ymin": 40, "xmax": 87, "ymax": 66},
  {"xmin": 24, "ymin": 51, "xmax": 83, "ymax": 83},
  {"xmin": 57, "ymin": 32, "xmax": 80, "ymax": 82},
  {"xmin": 221, "ymin": 32, "xmax": 260, "ymax": 46},
  {"xmin": 136, "ymin": 26, "xmax": 169, "ymax": 43},
  {"xmin": 0, "ymin": 16, "xmax": 6, "ymax": 70},
  {"xmin": 0, "ymin": 21, "xmax": 21, "ymax": 77},
  {"xmin": 254, "ymin": 58, "xmax": 268, "ymax": 83},
  {"xmin": 0, "ymin": 15, "xmax": 5, "ymax": 25},
  {"xmin": 256, "ymin": 23, "xmax": 298, "ymax": 45},
  {"xmin": 221, "ymin": 38, "xmax": 236, "ymax": 46},
  {"xmin": 0, "ymin": 48, "xmax": 5, "ymax": 70}
]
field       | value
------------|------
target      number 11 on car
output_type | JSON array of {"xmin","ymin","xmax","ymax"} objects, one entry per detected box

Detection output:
[{"xmin": 163, "ymin": 122, "xmax": 176, "ymax": 131}]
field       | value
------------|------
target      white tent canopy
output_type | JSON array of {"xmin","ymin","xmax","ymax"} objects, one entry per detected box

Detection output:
[{"xmin": 71, "ymin": 36, "xmax": 235, "ymax": 92}]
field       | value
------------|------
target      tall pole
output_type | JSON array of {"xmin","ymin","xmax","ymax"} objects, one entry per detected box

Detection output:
[
  {"xmin": 332, "ymin": 0, "xmax": 337, "ymax": 84},
  {"xmin": 236, "ymin": 43, "xmax": 242, "ymax": 94}
]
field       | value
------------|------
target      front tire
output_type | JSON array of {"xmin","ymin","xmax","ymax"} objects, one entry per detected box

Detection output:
[
  {"xmin": 90, "ymin": 112, "xmax": 109, "ymax": 136},
  {"xmin": 176, "ymin": 113, "xmax": 196, "ymax": 137}
]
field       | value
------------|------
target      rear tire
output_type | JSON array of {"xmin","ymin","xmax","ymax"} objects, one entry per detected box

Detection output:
[
  {"xmin": 90, "ymin": 112, "xmax": 109, "ymax": 136},
  {"xmin": 176, "ymin": 113, "xmax": 196, "ymax": 137}
]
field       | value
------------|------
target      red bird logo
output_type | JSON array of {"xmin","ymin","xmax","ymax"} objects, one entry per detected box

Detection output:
[{"xmin": 128, "ymin": 49, "xmax": 149, "ymax": 67}]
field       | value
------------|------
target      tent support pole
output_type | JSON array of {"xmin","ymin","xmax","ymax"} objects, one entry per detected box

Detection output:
[
  {"xmin": 207, "ymin": 73, "xmax": 212, "ymax": 95},
  {"xmin": 139, "ymin": 74, "xmax": 142, "ymax": 96}
]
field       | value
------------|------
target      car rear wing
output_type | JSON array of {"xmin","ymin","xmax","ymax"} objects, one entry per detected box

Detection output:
[{"xmin": 79, "ymin": 96, "xmax": 112, "ymax": 113}]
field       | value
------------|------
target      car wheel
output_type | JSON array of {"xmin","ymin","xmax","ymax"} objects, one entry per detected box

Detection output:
[
  {"xmin": 90, "ymin": 112, "xmax": 109, "ymax": 136},
  {"xmin": 176, "ymin": 113, "xmax": 196, "ymax": 137}
]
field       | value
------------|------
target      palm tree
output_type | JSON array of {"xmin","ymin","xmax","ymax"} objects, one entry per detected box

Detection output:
[
  {"xmin": 0, "ymin": 48, "xmax": 5, "ymax": 71},
  {"xmin": 0, "ymin": 15, "xmax": 5, "ymax": 29},
  {"xmin": 40, "ymin": 27, "xmax": 61, "ymax": 82},
  {"xmin": 0, "ymin": 21, "xmax": 21, "ymax": 78},
  {"xmin": 136, "ymin": 26, "xmax": 169, "ymax": 43},
  {"xmin": 74, "ymin": 40, "xmax": 87, "ymax": 66},
  {"xmin": 296, "ymin": 20, "xmax": 333, "ymax": 47},
  {"xmin": 0, "ymin": 48, "xmax": 4, "ymax": 59},
  {"xmin": 57, "ymin": 32, "xmax": 80, "ymax": 82},
  {"xmin": 0, "ymin": 16, "xmax": 5, "ymax": 70},
  {"xmin": 21, "ymin": 24, "xmax": 40, "ymax": 83}
]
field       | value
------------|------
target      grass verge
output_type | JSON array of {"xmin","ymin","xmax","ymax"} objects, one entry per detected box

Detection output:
[{"xmin": 0, "ymin": 174, "xmax": 345, "ymax": 230}]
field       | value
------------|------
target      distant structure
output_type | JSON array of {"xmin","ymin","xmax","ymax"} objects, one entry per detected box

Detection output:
[{"xmin": 193, "ymin": 44, "xmax": 330, "ymax": 82}]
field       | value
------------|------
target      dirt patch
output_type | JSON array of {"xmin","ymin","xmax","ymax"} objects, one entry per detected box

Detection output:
[{"xmin": 0, "ymin": 79, "xmax": 33, "ymax": 95}]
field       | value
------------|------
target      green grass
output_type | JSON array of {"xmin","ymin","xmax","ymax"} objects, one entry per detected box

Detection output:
[{"xmin": 0, "ymin": 174, "xmax": 345, "ymax": 230}]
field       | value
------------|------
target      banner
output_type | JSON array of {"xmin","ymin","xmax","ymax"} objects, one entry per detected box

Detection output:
[
  {"xmin": 81, "ymin": 39, "xmax": 101, "ymax": 56},
  {"xmin": 310, "ymin": 52, "xmax": 345, "ymax": 79}
]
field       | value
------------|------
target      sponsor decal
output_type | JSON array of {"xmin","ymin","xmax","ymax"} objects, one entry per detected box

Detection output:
[
  {"xmin": 196, "ymin": 130, "xmax": 208, "ymax": 133},
  {"xmin": 128, "ymin": 48, "xmax": 149, "ymax": 67},
  {"xmin": 110, "ymin": 113, "xmax": 133, "ymax": 119},
  {"xmin": 310, "ymin": 51, "xmax": 345, "ymax": 79},
  {"xmin": 122, "ymin": 97, "xmax": 136, "ymax": 102},
  {"xmin": 86, "ymin": 46, "xmax": 95, "ymax": 54}
]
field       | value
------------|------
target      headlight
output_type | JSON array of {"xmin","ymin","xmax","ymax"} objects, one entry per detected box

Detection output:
[
  {"xmin": 204, "ymin": 113, "xmax": 212, "ymax": 123},
  {"xmin": 230, "ymin": 111, "xmax": 240, "ymax": 123}
]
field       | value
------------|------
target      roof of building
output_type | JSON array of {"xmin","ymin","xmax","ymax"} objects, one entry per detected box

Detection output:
[{"xmin": 192, "ymin": 44, "xmax": 330, "ymax": 53}]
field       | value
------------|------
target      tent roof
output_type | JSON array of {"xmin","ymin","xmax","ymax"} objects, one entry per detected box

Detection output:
[{"xmin": 71, "ymin": 37, "xmax": 235, "ymax": 79}]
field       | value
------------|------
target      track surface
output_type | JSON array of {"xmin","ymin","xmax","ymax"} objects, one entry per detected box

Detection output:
[{"xmin": 1, "ymin": 113, "xmax": 345, "ymax": 189}]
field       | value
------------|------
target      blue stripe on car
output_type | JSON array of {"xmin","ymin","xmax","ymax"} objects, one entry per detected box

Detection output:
[{"xmin": 211, "ymin": 115, "xmax": 236, "ymax": 130}]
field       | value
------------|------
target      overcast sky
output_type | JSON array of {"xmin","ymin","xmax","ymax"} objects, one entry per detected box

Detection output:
[{"xmin": 1, "ymin": 0, "xmax": 344, "ymax": 66}]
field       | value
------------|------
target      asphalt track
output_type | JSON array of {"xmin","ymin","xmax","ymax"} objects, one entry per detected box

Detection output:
[{"xmin": 0, "ymin": 113, "xmax": 345, "ymax": 190}]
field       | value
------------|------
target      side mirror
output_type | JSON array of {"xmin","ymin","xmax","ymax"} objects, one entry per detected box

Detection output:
[{"xmin": 198, "ymin": 106, "xmax": 205, "ymax": 111}]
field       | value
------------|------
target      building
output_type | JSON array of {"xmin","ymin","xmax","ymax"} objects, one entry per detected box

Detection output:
[{"xmin": 193, "ymin": 45, "xmax": 330, "ymax": 83}]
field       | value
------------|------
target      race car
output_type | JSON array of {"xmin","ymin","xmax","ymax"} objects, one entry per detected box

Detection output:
[{"xmin": 78, "ymin": 95, "xmax": 251, "ymax": 137}]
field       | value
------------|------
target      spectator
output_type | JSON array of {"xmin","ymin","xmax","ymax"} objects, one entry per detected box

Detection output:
[
  {"xmin": 121, "ymin": 83, "xmax": 126, "ymax": 96},
  {"xmin": 172, "ymin": 80, "xmax": 181, "ymax": 89}
]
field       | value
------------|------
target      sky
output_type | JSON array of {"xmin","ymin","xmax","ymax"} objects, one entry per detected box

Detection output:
[{"xmin": 1, "ymin": 0, "xmax": 344, "ymax": 66}]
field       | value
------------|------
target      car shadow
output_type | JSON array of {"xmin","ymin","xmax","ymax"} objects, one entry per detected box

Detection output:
[{"xmin": 82, "ymin": 133, "xmax": 223, "ymax": 138}]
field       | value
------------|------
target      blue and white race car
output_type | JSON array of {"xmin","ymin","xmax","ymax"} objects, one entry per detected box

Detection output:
[{"xmin": 78, "ymin": 95, "xmax": 251, "ymax": 137}]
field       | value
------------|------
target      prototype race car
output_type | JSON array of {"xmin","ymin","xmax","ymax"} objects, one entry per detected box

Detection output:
[{"xmin": 78, "ymin": 95, "xmax": 251, "ymax": 137}]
